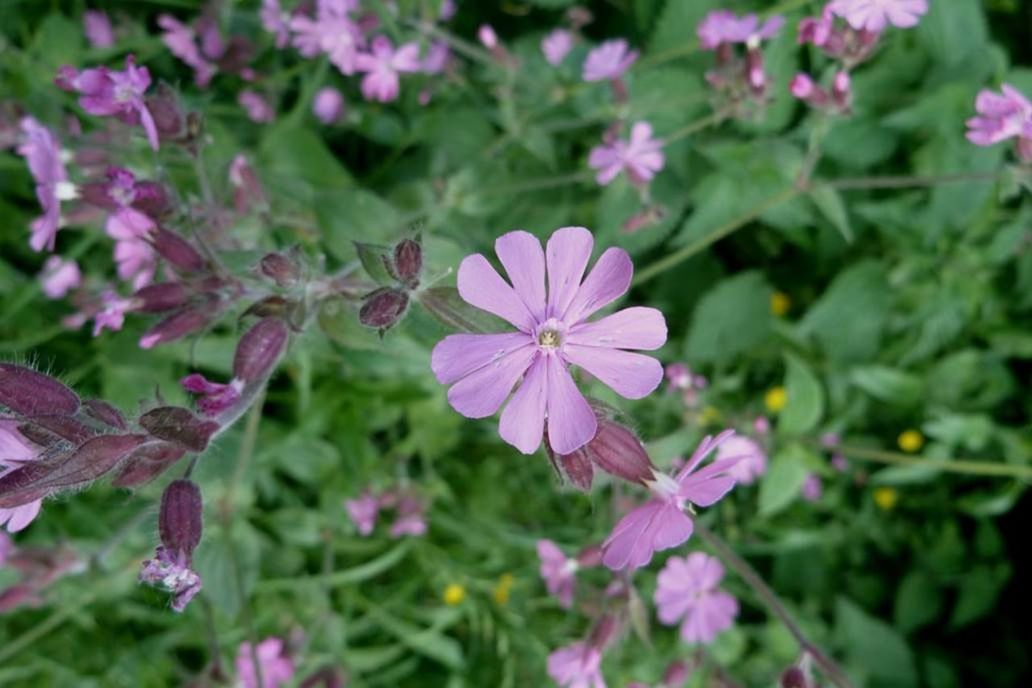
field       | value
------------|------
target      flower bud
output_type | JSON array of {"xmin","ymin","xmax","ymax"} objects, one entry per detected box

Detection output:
[
  {"xmin": 359, "ymin": 288, "xmax": 408, "ymax": 331},
  {"xmin": 18, "ymin": 415, "xmax": 94, "ymax": 445},
  {"xmin": 82, "ymin": 399, "xmax": 128, "ymax": 430},
  {"xmin": 392, "ymin": 237, "xmax": 422, "ymax": 288},
  {"xmin": 260, "ymin": 252, "xmax": 300, "ymax": 286},
  {"xmin": 132, "ymin": 283, "xmax": 189, "ymax": 313},
  {"xmin": 132, "ymin": 181, "xmax": 173, "ymax": 218},
  {"xmin": 553, "ymin": 449, "xmax": 594, "ymax": 491},
  {"xmin": 230, "ymin": 154, "xmax": 266, "ymax": 213},
  {"xmin": 587, "ymin": 614, "xmax": 620, "ymax": 652},
  {"xmin": 149, "ymin": 227, "xmax": 206, "ymax": 273},
  {"xmin": 586, "ymin": 417, "xmax": 655, "ymax": 485},
  {"xmin": 0, "ymin": 364, "xmax": 80, "ymax": 416},
  {"xmin": 662, "ymin": 660, "xmax": 691, "ymax": 688},
  {"xmin": 780, "ymin": 667, "xmax": 808, "ymax": 688},
  {"xmin": 112, "ymin": 441, "xmax": 186, "ymax": 487},
  {"xmin": 145, "ymin": 84, "xmax": 186, "ymax": 140},
  {"xmin": 139, "ymin": 308, "xmax": 211, "ymax": 349},
  {"xmin": 139, "ymin": 406, "xmax": 219, "ymax": 452},
  {"xmin": 159, "ymin": 479, "xmax": 203, "ymax": 559},
  {"xmin": 77, "ymin": 181, "xmax": 118, "ymax": 210},
  {"xmin": 233, "ymin": 317, "xmax": 289, "ymax": 383}
]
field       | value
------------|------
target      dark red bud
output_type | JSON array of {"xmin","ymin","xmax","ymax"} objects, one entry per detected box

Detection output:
[
  {"xmin": 260, "ymin": 252, "xmax": 300, "ymax": 286},
  {"xmin": 139, "ymin": 309, "xmax": 211, "ymax": 349},
  {"xmin": 149, "ymin": 227, "xmax": 206, "ymax": 273},
  {"xmin": 662, "ymin": 660, "xmax": 691, "ymax": 688},
  {"xmin": 0, "ymin": 364, "xmax": 80, "ymax": 416},
  {"xmin": 588, "ymin": 614, "xmax": 620, "ymax": 652},
  {"xmin": 132, "ymin": 283, "xmax": 189, "ymax": 313},
  {"xmin": 82, "ymin": 400, "xmax": 128, "ymax": 430},
  {"xmin": 555, "ymin": 449, "xmax": 594, "ymax": 491},
  {"xmin": 111, "ymin": 441, "xmax": 187, "ymax": 487},
  {"xmin": 159, "ymin": 479, "xmax": 203, "ymax": 559},
  {"xmin": 145, "ymin": 84, "xmax": 186, "ymax": 139},
  {"xmin": 17, "ymin": 416, "xmax": 95, "ymax": 445},
  {"xmin": 584, "ymin": 418, "xmax": 655, "ymax": 486},
  {"xmin": 780, "ymin": 667, "xmax": 808, "ymax": 688},
  {"xmin": 359, "ymin": 288, "xmax": 408, "ymax": 330},
  {"xmin": 233, "ymin": 317, "xmax": 289, "ymax": 383},
  {"xmin": 78, "ymin": 181, "xmax": 118, "ymax": 210},
  {"xmin": 132, "ymin": 181, "xmax": 172, "ymax": 218},
  {"xmin": 139, "ymin": 406, "xmax": 219, "ymax": 452},
  {"xmin": 393, "ymin": 238, "xmax": 422, "ymax": 288}
]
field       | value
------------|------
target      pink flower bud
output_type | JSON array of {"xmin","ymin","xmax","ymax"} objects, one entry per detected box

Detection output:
[
  {"xmin": 546, "ymin": 407, "xmax": 655, "ymax": 490},
  {"xmin": 233, "ymin": 317, "xmax": 289, "ymax": 383},
  {"xmin": 477, "ymin": 24, "xmax": 498, "ymax": 50},
  {"xmin": 392, "ymin": 237, "xmax": 422, "ymax": 288},
  {"xmin": 359, "ymin": 288, "xmax": 409, "ymax": 331},
  {"xmin": 132, "ymin": 283, "xmax": 189, "ymax": 313},
  {"xmin": 139, "ymin": 308, "xmax": 211, "ymax": 349},
  {"xmin": 159, "ymin": 479, "xmax": 203, "ymax": 559},
  {"xmin": 82, "ymin": 399, "xmax": 128, "ymax": 430},
  {"xmin": 0, "ymin": 364, "xmax": 80, "ymax": 417},
  {"xmin": 149, "ymin": 227, "xmax": 206, "ymax": 272},
  {"xmin": 790, "ymin": 73, "xmax": 815, "ymax": 99},
  {"xmin": 138, "ymin": 406, "xmax": 219, "ymax": 452},
  {"xmin": 313, "ymin": 87, "xmax": 345, "ymax": 125},
  {"xmin": 554, "ymin": 449, "xmax": 594, "ymax": 491}
]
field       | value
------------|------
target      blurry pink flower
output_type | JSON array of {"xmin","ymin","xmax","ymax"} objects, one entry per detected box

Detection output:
[
  {"xmin": 346, "ymin": 491, "xmax": 380, "ymax": 535},
  {"xmin": 0, "ymin": 424, "xmax": 43, "ymax": 533},
  {"xmin": 158, "ymin": 14, "xmax": 216, "ymax": 86},
  {"xmin": 387, "ymin": 492, "xmax": 427, "ymax": 538},
  {"xmin": 313, "ymin": 87, "xmax": 345, "ymax": 124},
  {"xmin": 966, "ymin": 84, "xmax": 1032, "ymax": 146},
  {"xmin": 355, "ymin": 36, "xmax": 421, "ymax": 103},
  {"xmin": 439, "ymin": 0, "xmax": 457, "ymax": 21},
  {"xmin": 753, "ymin": 416, "xmax": 771, "ymax": 435},
  {"xmin": 547, "ymin": 642, "xmax": 606, "ymax": 688},
  {"xmin": 832, "ymin": 454, "xmax": 849, "ymax": 472},
  {"xmin": 101, "ymin": 168, "xmax": 157, "ymax": 289},
  {"xmin": 716, "ymin": 435, "xmax": 766, "ymax": 485},
  {"xmin": 260, "ymin": 0, "xmax": 291, "ymax": 49},
  {"xmin": 801, "ymin": 473, "xmax": 822, "ymax": 501},
  {"xmin": 239, "ymin": 90, "xmax": 275, "ymax": 123},
  {"xmin": 583, "ymin": 39, "xmax": 638, "ymax": 82},
  {"xmin": 654, "ymin": 552, "xmax": 738, "ymax": 644},
  {"xmin": 537, "ymin": 539, "xmax": 577, "ymax": 609},
  {"xmin": 56, "ymin": 55, "xmax": 159, "ymax": 150},
  {"xmin": 421, "ymin": 41, "xmax": 451, "ymax": 74},
  {"xmin": 84, "ymin": 10, "xmax": 115, "ymax": 48},
  {"xmin": 698, "ymin": 10, "xmax": 783, "ymax": 49},
  {"xmin": 601, "ymin": 431, "xmax": 740, "ymax": 571},
  {"xmin": 290, "ymin": 0, "xmax": 364, "ymax": 74},
  {"xmin": 430, "ymin": 227, "xmax": 667, "ymax": 455},
  {"xmin": 236, "ymin": 638, "xmax": 295, "ymax": 688},
  {"xmin": 588, "ymin": 122, "xmax": 665, "ymax": 186},
  {"xmin": 798, "ymin": 7, "xmax": 836, "ymax": 47},
  {"xmin": 40, "ymin": 256, "xmax": 82, "ymax": 299},
  {"xmin": 0, "ymin": 532, "xmax": 11, "ymax": 567},
  {"xmin": 665, "ymin": 363, "xmax": 706, "ymax": 392},
  {"xmin": 829, "ymin": 0, "xmax": 928, "ymax": 31},
  {"xmin": 92, "ymin": 289, "xmax": 133, "ymax": 335},
  {"xmin": 790, "ymin": 73, "xmax": 817, "ymax": 100},
  {"xmin": 139, "ymin": 545, "xmax": 202, "ymax": 612},
  {"xmin": 542, "ymin": 29, "xmax": 574, "ymax": 66},
  {"xmin": 477, "ymin": 24, "xmax": 499, "ymax": 50},
  {"xmin": 17, "ymin": 118, "xmax": 75, "ymax": 252},
  {"xmin": 181, "ymin": 373, "xmax": 243, "ymax": 416}
]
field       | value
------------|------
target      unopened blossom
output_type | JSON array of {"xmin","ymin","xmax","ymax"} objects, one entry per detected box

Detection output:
[
  {"xmin": 239, "ymin": 90, "xmax": 275, "ymax": 123},
  {"xmin": 542, "ymin": 29, "xmax": 574, "ymax": 66},
  {"xmin": 477, "ymin": 24, "xmax": 499, "ymax": 50},
  {"xmin": 83, "ymin": 10, "xmax": 115, "ymax": 48},
  {"xmin": 313, "ymin": 87, "xmax": 345, "ymax": 124},
  {"xmin": 355, "ymin": 36, "xmax": 421, "ymax": 103},
  {"xmin": 290, "ymin": 0, "xmax": 364, "ymax": 75},
  {"xmin": 55, "ymin": 55, "xmax": 160, "ymax": 150},
  {"xmin": 345, "ymin": 491, "xmax": 380, "ymax": 535},
  {"xmin": 966, "ymin": 84, "xmax": 1032, "ymax": 161},
  {"xmin": 588, "ymin": 122, "xmax": 665, "ymax": 186},
  {"xmin": 716, "ymin": 435, "xmax": 766, "ymax": 485},
  {"xmin": 181, "ymin": 373, "xmax": 243, "ymax": 416},
  {"xmin": 0, "ymin": 424, "xmax": 44, "ymax": 533},
  {"xmin": 801, "ymin": 473, "xmax": 822, "ymax": 502},
  {"xmin": 236, "ymin": 637, "xmax": 296, "ymax": 688},
  {"xmin": 40, "ymin": 256, "xmax": 82, "ymax": 299},
  {"xmin": 17, "ymin": 117, "xmax": 75, "ymax": 252},
  {"xmin": 583, "ymin": 39, "xmax": 638, "ymax": 82},
  {"xmin": 602, "ymin": 431, "xmax": 741, "ymax": 571},
  {"xmin": 655, "ymin": 553, "xmax": 738, "ymax": 644},
  {"xmin": 430, "ymin": 227, "xmax": 667, "ymax": 455},
  {"xmin": 548, "ymin": 641, "xmax": 606, "ymax": 688},
  {"xmin": 138, "ymin": 546, "xmax": 202, "ymax": 612},
  {"xmin": 829, "ymin": 0, "xmax": 928, "ymax": 32},
  {"xmin": 260, "ymin": 0, "xmax": 292, "ymax": 49},
  {"xmin": 537, "ymin": 539, "xmax": 577, "ymax": 609}
]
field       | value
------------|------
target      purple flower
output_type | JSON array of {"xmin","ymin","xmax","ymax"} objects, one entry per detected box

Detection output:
[
  {"xmin": 583, "ymin": 39, "xmax": 638, "ymax": 82},
  {"xmin": 138, "ymin": 545, "xmax": 202, "ymax": 612},
  {"xmin": 966, "ymin": 84, "xmax": 1032, "ymax": 146},
  {"xmin": 801, "ymin": 473, "xmax": 823, "ymax": 502},
  {"xmin": 601, "ymin": 431, "xmax": 740, "ymax": 571},
  {"xmin": 478, "ymin": 24, "xmax": 499, "ymax": 50},
  {"xmin": 547, "ymin": 641, "xmax": 606, "ymax": 688},
  {"xmin": 382, "ymin": 490, "xmax": 427, "ymax": 538},
  {"xmin": 0, "ymin": 423, "xmax": 44, "ymax": 533},
  {"xmin": 158, "ymin": 14, "xmax": 217, "ymax": 87},
  {"xmin": 181, "ymin": 373, "xmax": 243, "ymax": 416},
  {"xmin": 798, "ymin": 7, "xmax": 837, "ymax": 47},
  {"xmin": 92, "ymin": 289, "xmax": 134, "ymax": 336},
  {"xmin": 17, "ymin": 118, "xmax": 74, "ymax": 252},
  {"xmin": 99, "ymin": 168, "xmax": 158, "ymax": 289},
  {"xmin": 40, "ymin": 256, "xmax": 82, "ymax": 299},
  {"xmin": 698, "ymin": 11, "xmax": 784, "ymax": 49},
  {"xmin": 829, "ymin": 0, "xmax": 928, "ymax": 31},
  {"xmin": 588, "ymin": 122, "xmax": 665, "ymax": 186},
  {"xmin": 290, "ymin": 0, "xmax": 364, "ymax": 75},
  {"xmin": 537, "ymin": 539, "xmax": 577, "ymax": 609},
  {"xmin": 654, "ymin": 553, "xmax": 738, "ymax": 644},
  {"xmin": 83, "ymin": 10, "xmax": 115, "ymax": 48},
  {"xmin": 430, "ymin": 227, "xmax": 667, "ymax": 455},
  {"xmin": 542, "ymin": 29, "xmax": 574, "ymax": 66},
  {"xmin": 260, "ymin": 0, "xmax": 291, "ymax": 49},
  {"xmin": 716, "ymin": 435, "xmax": 766, "ymax": 485},
  {"xmin": 239, "ymin": 90, "xmax": 275, "ymax": 123},
  {"xmin": 345, "ymin": 491, "xmax": 380, "ymax": 535},
  {"xmin": 421, "ymin": 41, "xmax": 451, "ymax": 75},
  {"xmin": 355, "ymin": 36, "xmax": 421, "ymax": 103},
  {"xmin": 236, "ymin": 637, "xmax": 296, "ymax": 688},
  {"xmin": 313, "ymin": 87, "xmax": 345, "ymax": 124}
]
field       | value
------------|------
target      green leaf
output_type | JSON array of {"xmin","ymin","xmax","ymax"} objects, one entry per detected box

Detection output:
[
  {"xmin": 800, "ymin": 261, "xmax": 892, "ymax": 363},
  {"xmin": 949, "ymin": 565, "xmax": 1011, "ymax": 628},
  {"xmin": 894, "ymin": 571, "xmax": 942, "ymax": 633},
  {"xmin": 354, "ymin": 242, "xmax": 396, "ymax": 285},
  {"xmin": 417, "ymin": 286, "xmax": 508, "ymax": 334},
  {"xmin": 851, "ymin": 366, "xmax": 924, "ymax": 406},
  {"xmin": 315, "ymin": 188, "xmax": 402, "ymax": 262},
  {"xmin": 758, "ymin": 446, "xmax": 810, "ymax": 517},
  {"xmin": 259, "ymin": 123, "xmax": 353, "ymax": 191},
  {"xmin": 686, "ymin": 271, "xmax": 771, "ymax": 365},
  {"xmin": 779, "ymin": 354, "xmax": 824, "ymax": 436},
  {"xmin": 810, "ymin": 185, "xmax": 854, "ymax": 243},
  {"xmin": 836, "ymin": 597, "xmax": 918, "ymax": 688},
  {"xmin": 365, "ymin": 607, "xmax": 465, "ymax": 670}
]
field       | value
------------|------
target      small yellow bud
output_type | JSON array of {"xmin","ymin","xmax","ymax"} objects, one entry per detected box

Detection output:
[
  {"xmin": 770, "ymin": 291, "xmax": 791, "ymax": 316},
  {"xmin": 897, "ymin": 430, "xmax": 924, "ymax": 453},
  {"xmin": 492, "ymin": 573, "xmax": 514, "ymax": 605},
  {"xmin": 873, "ymin": 487, "xmax": 899, "ymax": 511},
  {"xmin": 442, "ymin": 583, "xmax": 466, "ymax": 606},
  {"xmin": 764, "ymin": 386, "xmax": 788, "ymax": 414}
]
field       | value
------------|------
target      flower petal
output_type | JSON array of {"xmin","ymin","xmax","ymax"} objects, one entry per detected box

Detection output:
[
  {"xmin": 499, "ymin": 355, "xmax": 548, "ymax": 454},
  {"xmin": 566, "ymin": 306, "xmax": 667, "ymax": 350},
  {"xmin": 545, "ymin": 227, "xmax": 593, "ymax": 319},
  {"xmin": 495, "ymin": 230, "xmax": 547, "ymax": 321},
  {"xmin": 446, "ymin": 343, "xmax": 537, "ymax": 418},
  {"xmin": 457, "ymin": 254, "xmax": 536, "ymax": 332},
  {"xmin": 431, "ymin": 332, "xmax": 534, "ymax": 385},
  {"xmin": 544, "ymin": 355, "xmax": 597, "ymax": 454},
  {"xmin": 563, "ymin": 247, "xmax": 632, "ymax": 324},
  {"xmin": 562, "ymin": 345, "xmax": 663, "ymax": 399}
]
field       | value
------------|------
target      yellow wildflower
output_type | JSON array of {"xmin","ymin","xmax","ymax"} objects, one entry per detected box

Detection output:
[
  {"xmin": 764, "ymin": 386, "xmax": 787, "ymax": 414},
  {"xmin": 873, "ymin": 487, "xmax": 899, "ymax": 511},
  {"xmin": 770, "ymin": 291, "xmax": 791, "ymax": 316},
  {"xmin": 897, "ymin": 429, "xmax": 924, "ymax": 453},
  {"xmin": 492, "ymin": 574, "xmax": 514, "ymax": 605},
  {"xmin": 443, "ymin": 583, "xmax": 466, "ymax": 606}
]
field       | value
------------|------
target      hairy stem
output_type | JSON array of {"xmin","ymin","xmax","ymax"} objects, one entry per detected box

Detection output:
[{"xmin": 695, "ymin": 522, "xmax": 855, "ymax": 688}]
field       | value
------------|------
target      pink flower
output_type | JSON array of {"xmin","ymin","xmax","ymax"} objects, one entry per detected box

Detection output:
[
  {"xmin": 716, "ymin": 435, "xmax": 766, "ymax": 485},
  {"xmin": 260, "ymin": 0, "xmax": 291, "ymax": 49},
  {"xmin": 345, "ymin": 491, "xmax": 380, "ymax": 535},
  {"xmin": 547, "ymin": 642, "xmax": 606, "ymax": 688},
  {"xmin": 421, "ymin": 41, "xmax": 451, "ymax": 74},
  {"xmin": 654, "ymin": 552, "xmax": 738, "ymax": 644},
  {"xmin": 182, "ymin": 374, "xmax": 243, "ymax": 416},
  {"xmin": 40, "ymin": 256, "xmax": 82, "ymax": 299},
  {"xmin": 801, "ymin": 473, "xmax": 822, "ymax": 501},
  {"xmin": 382, "ymin": 490, "xmax": 427, "ymax": 538},
  {"xmin": 430, "ymin": 227, "xmax": 667, "ymax": 455},
  {"xmin": 100, "ymin": 168, "xmax": 158, "ymax": 289},
  {"xmin": 829, "ymin": 0, "xmax": 928, "ymax": 31},
  {"xmin": 542, "ymin": 29, "xmax": 574, "ymax": 66},
  {"xmin": 355, "ymin": 36, "xmax": 421, "ymax": 103},
  {"xmin": 798, "ymin": 7, "xmax": 837, "ymax": 47},
  {"xmin": 17, "ymin": 118, "xmax": 74, "ymax": 252},
  {"xmin": 139, "ymin": 545, "xmax": 202, "ymax": 612},
  {"xmin": 966, "ymin": 84, "xmax": 1032, "ymax": 146},
  {"xmin": 698, "ymin": 11, "xmax": 784, "ymax": 49},
  {"xmin": 313, "ymin": 87, "xmax": 345, "ymax": 124},
  {"xmin": 158, "ymin": 14, "xmax": 217, "ymax": 86},
  {"xmin": 239, "ymin": 90, "xmax": 275, "ymax": 123},
  {"xmin": 0, "ymin": 423, "xmax": 44, "ymax": 533},
  {"xmin": 236, "ymin": 637, "xmax": 295, "ymax": 688},
  {"xmin": 601, "ymin": 431, "xmax": 741, "ymax": 571},
  {"xmin": 537, "ymin": 539, "xmax": 577, "ymax": 608},
  {"xmin": 83, "ymin": 10, "xmax": 115, "ymax": 48},
  {"xmin": 290, "ymin": 0, "xmax": 364, "ymax": 75},
  {"xmin": 477, "ymin": 24, "xmax": 499, "ymax": 50},
  {"xmin": 583, "ymin": 39, "xmax": 638, "ymax": 82},
  {"xmin": 588, "ymin": 122, "xmax": 665, "ymax": 186},
  {"xmin": 92, "ymin": 289, "xmax": 134, "ymax": 336}
]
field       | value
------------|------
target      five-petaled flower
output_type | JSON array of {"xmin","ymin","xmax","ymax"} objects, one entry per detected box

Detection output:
[
  {"xmin": 355, "ymin": 36, "xmax": 422, "ymax": 103},
  {"xmin": 431, "ymin": 227, "xmax": 667, "ymax": 456},
  {"xmin": 828, "ymin": 0, "xmax": 928, "ymax": 32},
  {"xmin": 582, "ymin": 39, "xmax": 638, "ymax": 82},
  {"xmin": 966, "ymin": 84, "xmax": 1032, "ymax": 162},
  {"xmin": 588, "ymin": 122, "xmax": 665, "ymax": 186},
  {"xmin": 654, "ymin": 552, "xmax": 739, "ymax": 645}
]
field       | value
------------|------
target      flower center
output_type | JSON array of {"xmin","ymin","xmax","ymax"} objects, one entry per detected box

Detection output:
[
  {"xmin": 538, "ymin": 329, "xmax": 561, "ymax": 349},
  {"xmin": 534, "ymin": 317, "xmax": 567, "ymax": 352}
]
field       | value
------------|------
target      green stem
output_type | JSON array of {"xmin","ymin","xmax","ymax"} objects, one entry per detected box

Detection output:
[
  {"xmin": 482, "ymin": 171, "xmax": 593, "ymax": 197},
  {"xmin": 820, "ymin": 170, "xmax": 1004, "ymax": 190},
  {"xmin": 827, "ymin": 443, "xmax": 1032, "ymax": 480},
  {"xmin": 661, "ymin": 110, "xmax": 727, "ymax": 146},
  {"xmin": 410, "ymin": 20, "xmax": 495, "ymax": 68},
  {"xmin": 695, "ymin": 523, "xmax": 855, "ymax": 688}
]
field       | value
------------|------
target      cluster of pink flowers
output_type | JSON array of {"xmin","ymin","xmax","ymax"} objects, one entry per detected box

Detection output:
[
  {"xmin": 966, "ymin": 84, "xmax": 1032, "ymax": 164},
  {"xmin": 697, "ymin": 10, "xmax": 784, "ymax": 114},
  {"xmin": 345, "ymin": 487, "xmax": 427, "ymax": 538}
]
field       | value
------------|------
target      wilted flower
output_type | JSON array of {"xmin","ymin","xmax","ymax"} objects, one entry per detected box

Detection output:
[
  {"xmin": 17, "ymin": 117, "xmax": 75, "ymax": 252},
  {"xmin": 542, "ymin": 29, "xmax": 574, "ymax": 66},
  {"xmin": 40, "ymin": 256, "xmax": 82, "ymax": 299},
  {"xmin": 290, "ymin": 0, "xmax": 364, "ymax": 75},
  {"xmin": 430, "ymin": 227, "xmax": 667, "ymax": 455},
  {"xmin": 829, "ymin": 0, "xmax": 928, "ymax": 32},
  {"xmin": 548, "ymin": 641, "xmax": 606, "ymax": 688},
  {"xmin": 83, "ymin": 10, "xmax": 115, "ymax": 48},
  {"xmin": 716, "ymin": 435, "xmax": 766, "ymax": 485},
  {"xmin": 313, "ymin": 87, "xmax": 345, "ymax": 124},
  {"xmin": 138, "ymin": 545, "xmax": 202, "ymax": 612},
  {"xmin": 537, "ymin": 539, "xmax": 578, "ymax": 608},
  {"xmin": 654, "ymin": 552, "xmax": 738, "ymax": 644},
  {"xmin": 582, "ymin": 39, "xmax": 638, "ymax": 82},
  {"xmin": 239, "ymin": 90, "xmax": 275, "ymax": 123},
  {"xmin": 355, "ymin": 36, "xmax": 421, "ymax": 103},
  {"xmin": 236, "ymin": 637, "xmax": 296, "ymax": 688},
  {"xmin": 588, "ymin": 122, "xmax": 665, "ymax": 186}
]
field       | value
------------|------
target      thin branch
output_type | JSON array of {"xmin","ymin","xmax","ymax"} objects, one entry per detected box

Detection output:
[
  {"xmin": 819, "ymin": 170, "xmax": 1004, "ymax": 191},
  {"xmin": 824, "ymin": 443, "xmax": 1032, "ymax": 481},
  {"xmin": 661, "ymin": 110, "xmax": 727, "ymax": 147}
]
